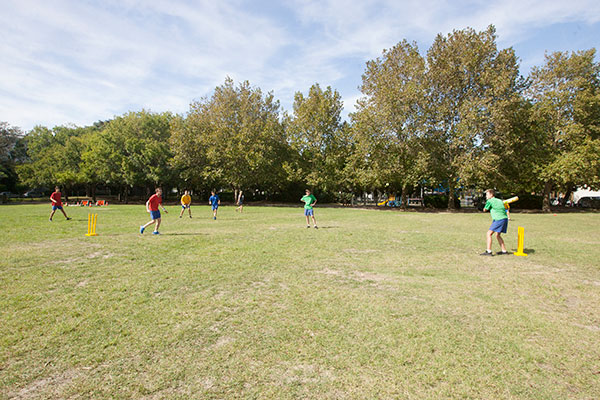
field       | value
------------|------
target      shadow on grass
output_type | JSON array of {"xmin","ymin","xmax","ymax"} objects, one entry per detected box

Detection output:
[
  {"xmin": 510, "ymin": 248, "xmax": 536, "ymax": 254},
  {"xmin": 161, "ymin": 232, "xmax": 208, "ymax": 236}
]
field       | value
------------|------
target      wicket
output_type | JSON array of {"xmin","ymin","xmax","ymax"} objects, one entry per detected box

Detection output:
[
  {"xmin": 86, "ymin": 213, "xmax": 98, "ymax": 236},
  {"xmin": 513, "ymin": 226, "xmax": 527, "ymax": 256}
]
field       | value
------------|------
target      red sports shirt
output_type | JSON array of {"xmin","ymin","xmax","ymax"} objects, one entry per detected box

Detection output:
[
  {"xmin": 148, "ymin": 194, "xmax": 162, "ymax": 211},
  {"xmin": 50, "ymin": 191, "xmax": 62, "ymax": 206}
]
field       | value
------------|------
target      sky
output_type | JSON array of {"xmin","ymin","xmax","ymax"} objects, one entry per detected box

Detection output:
[{"xmin": 1, "ymin": 0, "xmax": 600, "ymax": 131}]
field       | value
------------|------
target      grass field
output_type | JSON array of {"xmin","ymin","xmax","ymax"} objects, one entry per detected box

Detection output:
[{"xmin": 1, "ymin": 204, "xmax": 599, "ymax": 399}]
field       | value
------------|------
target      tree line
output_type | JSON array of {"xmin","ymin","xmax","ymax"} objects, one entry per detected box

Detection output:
[{"xmin": 1, "ymin": 26, "xmax": 598, "ymax": 210}]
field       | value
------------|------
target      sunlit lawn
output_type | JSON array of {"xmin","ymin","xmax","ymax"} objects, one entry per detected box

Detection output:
[{"xmin": 1, "ymin": 204, "xmax": 599, "ymax": 399}]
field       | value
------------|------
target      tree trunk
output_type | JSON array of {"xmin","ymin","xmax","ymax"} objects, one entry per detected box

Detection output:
[
  {"xmin": 401, "ymin": 185, "xmax": 409, "ymax": 209},
  {"xmin": 542, "ymin": 180, "xmax": 553, "ymax": 212},
  {"xmin": 92, "ymin": 185, "xmax": 96, "ymax": 203},
  {"xmin": 363, "ymin": 192, "xmax": 367, "ymax": 206},
  {"xmin": 447, "ymin": 180, "xmax": 456, "ymax": 210}
]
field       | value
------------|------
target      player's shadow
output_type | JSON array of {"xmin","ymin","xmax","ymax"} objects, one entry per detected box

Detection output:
[
  {"xmin": 163, "ymin": 232, "xmax": 208, "ymax": 236},
  {"xmin": 510, "ymin": 248, "xmax": 536, "ymax": 254}
]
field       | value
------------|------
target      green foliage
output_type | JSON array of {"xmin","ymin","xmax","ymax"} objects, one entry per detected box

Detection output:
[
  {"xmin": 0, "ymin": 122, "xmax": 23, "ymax": 191},
  {"xmin": 352, "ymin": 40, "xmax": 428, "ymax": 200},
  {"xmin": 527, "ymin": 49, "xmax": 600, "ymax": 209},
  {"xmin": 425, "ymin": 25, "xmax": 523, "ymax": 207},
  {"xmin": 88, "ymin": 111, "xmax": 174, "ymax": 188},
  {"xmin": 171, "ymin": 78, "xmax": 289, "ymax": 193},
  {"xmin": 424, "ymin": 193, "xmax": 460, "ymax": 209},
  {"xmin": 285, "ymin": 83, "xmax": 352, "ymax": 193}
]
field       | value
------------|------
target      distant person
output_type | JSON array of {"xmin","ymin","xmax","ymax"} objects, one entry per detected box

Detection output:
[
  {"xmin": 49, "ymin": 186, "xmax": 71, "ymax": 221},
  {"xmin": 236, "ymin": 190, "xmax": 244, "ymax": 213},
  {"xmin": 179, "ymin": 190, "xmax": 192, "ymax": 218},
  {"xmin": 301, "ymin": 189, "xmax": 318, "ymax": 229},
  {"xmin": 209, "ymin": 190, "xmax": 220, "ymax": 220},
  {"xmin": 481, "ymin": 189, "xmax": 508, "ymax": 256},
  {"xmin": 140, "ymin": 188, "xmax": 168, "ymax": 235}
]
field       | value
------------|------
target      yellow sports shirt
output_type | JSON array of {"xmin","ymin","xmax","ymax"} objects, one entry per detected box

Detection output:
[{"xmin": 181, "ymin": 194, "xmax": 191, "ymax": 205}]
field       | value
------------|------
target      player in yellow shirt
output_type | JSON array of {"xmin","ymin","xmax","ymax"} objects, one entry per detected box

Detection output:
[{"xmin": 179, "ymin": 190, "xmax": 192, "ymax": 218}]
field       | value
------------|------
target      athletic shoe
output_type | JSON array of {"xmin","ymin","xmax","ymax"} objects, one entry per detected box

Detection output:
[
  {"xmin": 214, "ymin": 217, "xmax": 216, "ymax": 220},
  {"xmin": 49, "ymin": 218, "xmax": 52, "ymax": 222},
  {"xmin": 179, "ymin": 216, "xmax": 182, "ymax": 218},
  {"xmin": 496, "ymin": 251, "xmax": 509, "ymax": 255},
  {"xmin": 153, "ymin": 231, "xmax": 160, "ymax": 235},
  {"xmin": 306, "ymin": 225, "xmax": 310, "ymax": 228},
  {"xmin": 140, "ymin": 226, "xmax": 145, "ymax": 234},
  {"xmin": 66, "ymin": 217, "xmax": 71, "ymax": 220},
  {"xmin": 480, "ymin": 251, "xmax": 493, "ymax": 256},
  {"xmin": 189, "ymin": 216, "xmax": 192, "ymax": 218},
  {"xmin": 314, "ymin": 226, "xmax": 318, "ymax": 229}
]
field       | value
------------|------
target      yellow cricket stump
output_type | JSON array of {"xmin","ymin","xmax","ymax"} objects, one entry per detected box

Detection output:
[
  {"xmin": 513, "ymin": 226, "xmax": 527, "ymax": 256},
  {"xmin": 86, "ymin": 213, "xmax": 98, "ymax": 236}
]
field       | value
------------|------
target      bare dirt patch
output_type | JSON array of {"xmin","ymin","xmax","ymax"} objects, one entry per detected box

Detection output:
[{"xmin": 9, "ymin": 368, "xmax": 84, "ymax": 399}]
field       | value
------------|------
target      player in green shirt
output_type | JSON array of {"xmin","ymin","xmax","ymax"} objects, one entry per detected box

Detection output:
[
  {"xmin": 481, "ymin": 189, "xmax": 509, "ymax": 256},
  {"xmin": 301, "ymin": 189, "xmax": 318, "ymax": 229}
]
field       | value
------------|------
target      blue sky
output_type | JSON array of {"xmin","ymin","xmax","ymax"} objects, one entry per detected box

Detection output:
[{"xmin": 1, "ymin": 0, "xmax": 600, "ymax": 131}]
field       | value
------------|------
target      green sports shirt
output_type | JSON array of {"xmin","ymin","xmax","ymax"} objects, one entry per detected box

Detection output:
[
  {"xmin": 301, "ymin": 194, "xmax": 316, "ymax": 209},
  {"xmin": 484, "ymin": 197, "xmax": 508, "ymax": 221}
]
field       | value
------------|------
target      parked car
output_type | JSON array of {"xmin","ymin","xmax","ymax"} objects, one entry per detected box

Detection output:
[
  {"xmin": 0, "ymin": 191, "xmax": 17, "ymax": 198},
  {"xmin": 23, "ymin": 190, "xmax": 45, "ymax": 198},
  {"xmin": 577, "ymin": 196, "xmax": 600, "ymax": 208}
]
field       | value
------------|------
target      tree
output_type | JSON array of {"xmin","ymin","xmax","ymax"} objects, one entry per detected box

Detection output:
[
  {"xmin": 351, "ymin": 40, "xmax": 429, "ymax": 207},
  {"xmin": 17, "ymin": 125, "xmax": 92, "ymax": 194},
  {"xmin": 526, "ymin": 49, "xmax": 600, "ymax": 210},
  {"xmin": 87, "ymin": 111, "xmax": 175, "ymax": 201},
  {"xmin": 425, "ymin": 25, "xmax": 522, "ymax": 208},
  {"xmin": 171, "ymin": 78, "xmax": 289, "ymax": 196},
  {"xmin": 0, "ymin": 122, "xmax": 23, "ymax": 192},
  {"xmin": 285, "ymin": 83, "xmax": 354, "ymax": 199}
]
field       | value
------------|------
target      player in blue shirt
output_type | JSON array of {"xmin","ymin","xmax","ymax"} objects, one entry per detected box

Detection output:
[{"xmin": 209, "ymin": 190, "xmax": 220, "ymax": 220}]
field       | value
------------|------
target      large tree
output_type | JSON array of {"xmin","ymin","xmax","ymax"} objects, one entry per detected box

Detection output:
[
  {"xmin": 17, "ymin": 125, "xmax": 95, "ymax": 195},
  {"xmin": 0, "ymin": 122, "xmax": 23, "ymax": 192},
  {"xmin": 425, "ymin": 25, "xmax": 522, "ymax": 208},
  {"xmin": 171, "ymin": 78, "xmax": 289, "ymax": 196},
  {"xmin": 285, "ymin": 83, "xmax": 352, "ymax": 195},
  {"xmin": 526, "ymin": 49, "xmax": 600, "ymax": 210},
  {"xmin": 351, "ymin": 40, "xmax": 429, "ymax": 207},
  {"xmin": 85, "ymin": 111, "xmax": 175, "ymax": 200}
]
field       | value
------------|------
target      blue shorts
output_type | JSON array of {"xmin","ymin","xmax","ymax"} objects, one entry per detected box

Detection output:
[
  {"xmin": 181, "ymin": 204, "xmax": 190, "ymax": 209},
  {"xmin": 150, "ymin": 210, "xmax": 161, "ymax": 220},
  {"xmin": 304, "ymin": 208, "xmax": 314, "ymax": 216},
  {"xmin": 489, "ymin": 218, "xmax": 508, "ymax": 233},
  {"xmin": 212, "ymin": 205, "xmax": 218, "ymax": 210},
  {"xmin": 52, "ymin": 205, "xmax": 63, "ymax": 211}
]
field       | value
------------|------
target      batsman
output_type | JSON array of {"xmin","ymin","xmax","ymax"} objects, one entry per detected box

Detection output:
[{"xmin": 480, "ymin": 189, "xmax": 514, "ymax": 256}]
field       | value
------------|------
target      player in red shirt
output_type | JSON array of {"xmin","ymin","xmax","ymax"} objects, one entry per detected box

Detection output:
[
  {"xmin": 49, "ymin": 186, "xmax": 71, "ymax": 221},
  {"xmin": 140, "ymin": 188, "xmax": 168, "ymax": 235}
]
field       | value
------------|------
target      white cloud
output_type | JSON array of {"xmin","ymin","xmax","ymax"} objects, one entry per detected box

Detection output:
[{"xmin": 0, "ymin": 0, "xmax": 599, "ymax": 130}]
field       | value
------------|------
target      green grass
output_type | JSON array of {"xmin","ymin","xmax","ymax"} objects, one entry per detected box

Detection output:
[{"xmin": 1, "ymin": 204, "xmax": 599, "ymax": 399}]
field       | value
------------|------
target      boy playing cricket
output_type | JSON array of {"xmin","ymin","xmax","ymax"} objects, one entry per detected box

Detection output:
[
  {"xmin": 481, "ymin": 189, "xmax": 508, "ymax": 256},
  {"xmin": 209, "ymin": 190, "xmax": 220, "ymax": 220},
  {"xmin": 301, "ymin": 189, "xmax": 318, "ymax": 229},
  {"xmin": 179, "ymin": 190, "xmax": 192, "ymax": 218},
  {"xmin": 140, "ymin": 188, "xmax": 168, "ymax": 235},
  {"xmin": 236, "ymin": 190, "xmax": 244, "ymax": 213},
  {"xmin": 49, "ymin": 186, "xmax": 71, "ymax": 221}
]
